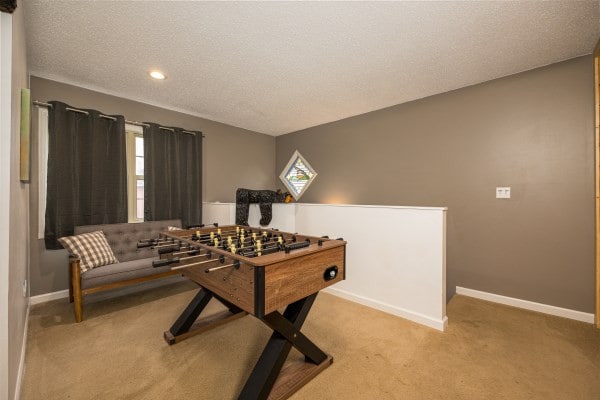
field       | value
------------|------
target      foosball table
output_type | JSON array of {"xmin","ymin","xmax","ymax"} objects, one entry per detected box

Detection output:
[{"xmin": 139, "ymin": 224, "xmax": 346, "ymax": 400}]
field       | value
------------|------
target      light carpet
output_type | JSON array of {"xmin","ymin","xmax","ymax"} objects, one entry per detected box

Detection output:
[{"xmin": 21, "ymin": 281, "xmax": 600, "ymax": 399}]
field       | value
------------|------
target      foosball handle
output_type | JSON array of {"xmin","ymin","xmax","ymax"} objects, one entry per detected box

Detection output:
[
  {"xmin": 318, "ymin": 235, "xmax": 329, "ymax": 247},
  {"xmin": 284, "ymin": 239, "xmax": 311, "ymax": 254},
  {"xmin": 152, "ymin": 258, "xmax": 180, "ymax": 268},
  {"xmin": 186, "ymin": 224, "xmax": 205, "ymax": 229},
  {"xmin": 158, "ymin": 246, "xmax": 180, "ymax": 255}
]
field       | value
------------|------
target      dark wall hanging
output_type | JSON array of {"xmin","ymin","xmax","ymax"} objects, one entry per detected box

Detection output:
[
  {"xmin": 235, "ymin": 188, "xmax": 292, "ymax": 226},
  {"xmin": 0, "ymin": 0, "xmax": 17, "ymax": 13}
]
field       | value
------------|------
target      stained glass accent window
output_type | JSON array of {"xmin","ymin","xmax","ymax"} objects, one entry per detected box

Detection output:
[{"xmin": 279, "ymin": 151, "xmax": 317, "ymax": 200}]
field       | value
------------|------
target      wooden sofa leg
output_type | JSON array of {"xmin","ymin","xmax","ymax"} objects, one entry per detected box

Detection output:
[
  {"xmin": 68, "ymin": 259, "xmax": 74, "ymax": 303},
  {"xmin": 71, "ymin": 260, "xmax": 83, "ymax": 322}
]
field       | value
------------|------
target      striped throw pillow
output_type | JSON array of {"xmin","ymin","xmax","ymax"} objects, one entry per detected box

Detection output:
[{"xmin": 58, "ymin": 231, "xmax": 118, "ymax": 273}]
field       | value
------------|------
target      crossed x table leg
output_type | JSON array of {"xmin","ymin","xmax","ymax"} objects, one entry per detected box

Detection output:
[
  {"xmin": 164, "ymin": 287, "xmax": 247, "ymax": 345},
  {"xmin": 238, "ymin": 293, "xmax": 332, "ymax": 400},
  {"xmin": 166, "ymin": 288, "xmax": 332, "ymax": 400}
]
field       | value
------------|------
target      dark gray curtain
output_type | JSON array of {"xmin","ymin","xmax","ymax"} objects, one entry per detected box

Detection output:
[
  {"xmin": 143, "ymin": 123, "xmax": 202, "ymax": 228},
  {"xmin": 45, "ymin": 101, "xmax": 127, "ymax": 249}
]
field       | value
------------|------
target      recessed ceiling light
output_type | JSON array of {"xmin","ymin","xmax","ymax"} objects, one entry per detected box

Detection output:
[{"xmin": 149, "ymin": 70, "xmax": 166, "ymax": 80}]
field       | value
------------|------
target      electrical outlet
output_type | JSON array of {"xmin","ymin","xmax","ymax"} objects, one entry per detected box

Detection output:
[
  {"xmin": 496, "ymin": 187, "xmax": 511, "ymax": 199},
  {"xmin": 22, "ymin": 280, "xmax": 27, "ymax": 297}
]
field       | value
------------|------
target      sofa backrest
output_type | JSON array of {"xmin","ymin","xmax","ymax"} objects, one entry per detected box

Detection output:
[{"xmin": 75, "ymin": 219, "xmax": 181, "ymax": 262}]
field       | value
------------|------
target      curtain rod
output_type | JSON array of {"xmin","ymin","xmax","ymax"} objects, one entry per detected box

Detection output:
[{"xmin": 33, "ymin": 101, "xmax": 204, "ymax": 137}]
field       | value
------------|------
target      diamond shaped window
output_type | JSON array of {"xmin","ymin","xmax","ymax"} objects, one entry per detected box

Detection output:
[{"xmin": 279, "ymin": 151, "xmax": 317, "ymax": 200}]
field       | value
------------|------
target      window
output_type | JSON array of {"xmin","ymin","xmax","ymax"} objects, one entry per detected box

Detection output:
[
  {"xmin": 126, "ymin": 124, "xmax": 144, "ymax": 222},
  {"xmin": 279, "ymin": 150, "xmax": 317, "ymax": 200}
]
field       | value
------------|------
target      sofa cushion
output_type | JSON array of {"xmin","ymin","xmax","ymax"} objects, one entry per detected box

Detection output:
[
  {"xmin": 75, "ymin": 220, "xmax": 181, "ymax": 262},
  {"xmin": 59, "ymin": 231, "xmax": 118, "ymax": 273},
  {"xmin": 81, "ymin": 257, "xmax": 175, "ymax": 289}
]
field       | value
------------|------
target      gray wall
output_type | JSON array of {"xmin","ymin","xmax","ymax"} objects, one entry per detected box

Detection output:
[
  {"xmin": 276, "ymin": 56, "xmax": 595, "ymax": 313},
  {"xmin": 8, "ymin": 4, "xmax": 30, "ymax": 400},
  {"xmin": 29, "ymin": 76, "xmax": 276, "ymax": 296}
]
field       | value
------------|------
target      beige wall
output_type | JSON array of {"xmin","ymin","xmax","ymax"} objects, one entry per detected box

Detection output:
[
  {"xmin": 8, "ymin": 4, "xmax": 30, "ymax": 400},
  {"xmin": 276, "ymin": 56, "xmax": 595, "ymax": 313},
  {"xmin": 29, "ymin": 76, "xmax": 276, "ymax": 296}
]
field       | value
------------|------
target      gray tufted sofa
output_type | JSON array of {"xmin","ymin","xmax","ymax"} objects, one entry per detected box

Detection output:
[{"xmin": 69, "ymin": 219, "xmax": 182, "ymax": 322}]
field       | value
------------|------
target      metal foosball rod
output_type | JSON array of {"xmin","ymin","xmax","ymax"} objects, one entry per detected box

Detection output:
[
  {"xmin": 137, "ymin": 237, "xmax": 176, "ymax": 248},
  {"xmin": 152, "ymin": 251, "xmax": 214, "ymax": 268},
  {"xmin": 156, "ymin": 241, "xmax": 193, "ymax": 253},
  {"xmin": 238, "ymin": 247, "xmax": 279, "ymax": 258},
  {"xmin": 158, "ymin": 253, "xmax": 240, "ymax": 272},
  {"xmin": 171, "ymin": 258, "xmax": 225, "ymax": 271},
  {"xmin": 215, "ymin": 235, "xmax": 286, "ymax": 254},
  {"xmin": 159, "ymin": 248, "xmax": 201, "ymax": 258},
  {"xmin": 193, "ymin": 236, "xmax": 221, "ymax": 244},
  {"xmin": 192, "ymin": 231, "xmax": 251, "ymax": 245},
  {"xmin": 204, "ymin": 259, "xmax": 240, "ymax": 273},
  {"xmin": 192, "ymin": 233, "xmax": 225, "ymax": 244},
  {"xmin": 193, "ymin": 226, "xmax": 276, "ymax": 242},
  {"xmin": 166, "ymin": 223, "xmax": 217, "ymax": 240},
  {"xmin": 238, "ymin": 238, "xmax": 312, "ymax": 257},
  {"xmin": 202, "ymin": 233, "xmax": 305, "ymax": 256},
  {"xmin": 191, "ymin": 228, "xmax": 284, "ymax": 245},
  {"xmin": 153, "ymin": 242, "xmax": 184, "ymax": 250},
  {"xmin": 193, "ymin": 227, "xmax": 236, "ymax": 239},
  {"xmin": 171, "ymin": 249, "xmax": 206, "ymax": 257},
  {"xmin": 219, "ymin": 233, "xmax": 296, "ymax": 248},
  {"xmin": 138, "ymin": 237, "xmax": 175, "ymax": 244}
]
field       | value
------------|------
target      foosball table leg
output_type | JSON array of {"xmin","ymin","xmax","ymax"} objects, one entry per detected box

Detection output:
[
  {"xmin": 238, "ymin": 293, "xmax": 332, "ymax": 400},
  {"xmin": 164, "ymin": 287, "xmax": 246, "ymax": 345}
]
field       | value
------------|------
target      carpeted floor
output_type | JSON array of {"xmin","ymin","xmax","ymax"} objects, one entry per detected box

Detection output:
[{"xmin": 21, "ymin": 281, "xmax": 600, "ymax": 400}]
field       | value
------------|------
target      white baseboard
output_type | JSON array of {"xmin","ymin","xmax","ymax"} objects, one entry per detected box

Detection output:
[
  {"xmin": 29, "ymin": 289, "xmax": 68, "ymax": 305},
  {"xmin": 14, "ymin": 304, "xmax": 29, "ymax": 400},
  {"xmin": 324, "ymin": 287, "xmax": 448, "ymax": 332},
  {"xmin": 455, "ymin": 286, "xmax": 595, "ymax": 324}
]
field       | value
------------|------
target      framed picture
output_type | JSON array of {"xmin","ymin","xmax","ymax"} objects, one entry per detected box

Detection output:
[{"xmin": 20, "ymin": 88, "xmax": 30, "ymax": 183}]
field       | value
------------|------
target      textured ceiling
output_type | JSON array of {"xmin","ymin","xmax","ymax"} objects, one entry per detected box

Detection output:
[{"xmin": 25, "ymin": 1, "xmax": 600, "ymax": 136}]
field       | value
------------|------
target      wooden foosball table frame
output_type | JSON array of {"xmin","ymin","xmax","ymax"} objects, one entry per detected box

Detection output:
[{"xmin": 153, "ymin": 225, "xmax": 346, "ymax": 400}]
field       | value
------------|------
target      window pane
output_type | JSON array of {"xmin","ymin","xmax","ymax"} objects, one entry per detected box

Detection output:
[
  {"xmin": 136, "ymin": 180, "xmax": 144, "ymax": 220},
  {"xmin": 285, "ymin": 157, "xmax": 314, "ymax": 196},
  {"xmin": 279, "ymin": 151, "xmax": 317, "ymax": 201},
  {"xmin": 135, "ymin": 137, "xmax": 144, "ymax": 157},
  {"xmin": 136, "ymin": 156, "xmax": 144, "ymax": 175},
  {"xmin": 136, "ymin": 199, "xmax": 144, "ymax": 219}
]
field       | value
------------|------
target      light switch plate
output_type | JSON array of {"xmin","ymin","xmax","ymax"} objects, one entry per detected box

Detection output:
[{"xmin": 496, "ymin": 187, "xmax": 511, "ymax": 199}]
